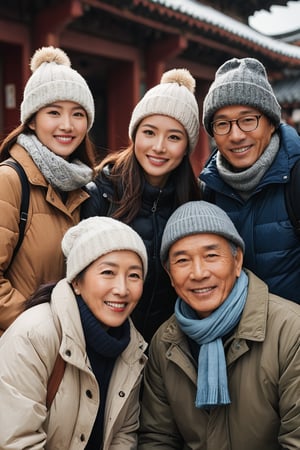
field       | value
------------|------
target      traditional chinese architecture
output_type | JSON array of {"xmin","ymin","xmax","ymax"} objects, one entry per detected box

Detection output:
[
  {"xmin": 271, "ymin": 28, "xmax": 300, "ymax": 134},
  {"xmin": 1, "ymin": 0, "xmax": 300, "ymax": 172}
]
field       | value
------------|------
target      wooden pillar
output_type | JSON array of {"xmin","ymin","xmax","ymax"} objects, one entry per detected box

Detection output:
[
  {"xmin": 190, "ymin": 80, "xmax": 212, "ymax": 175},
  {"xmin": 33, "ymin": 0, "xmax": 84, "ymax": 49},
  {"xmin": 0, "ymin": 19, "xmax": 30, "ymax": 137},
  {"xmin": 190, "ymin": 127, "xmax": 211, "ymax": 175},
  {"xmin": 145, "ymin": 35, "xmax": 188, "ymax": 87},
  {"xmin": 107, "ymin": 60, "xmax": 140, "ymax": 151}
]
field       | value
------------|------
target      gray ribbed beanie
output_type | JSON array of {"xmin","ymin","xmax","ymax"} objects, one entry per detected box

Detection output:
[
  {"xmin": 128, "ymin": 68, "xmax": 199, "ymax": 153},
  {"xmin": 202, "ymin": 57, "xmax": 281, "ymax": 136},
  {"xmin": 21, "ymin": 46, "xmax": 94, "ymax": 130},
  {"xmin": 160, "ymin": 201, "xmax": 245, "ymax": 263},
  {"xmin": 62, "ymin": 216, "xmax": 148, "ymax": 282}
]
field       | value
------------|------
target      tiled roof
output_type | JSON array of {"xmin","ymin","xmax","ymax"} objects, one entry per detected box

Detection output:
[
  {"xmin": 273, "ymin": 76, "xmax": 300, "ymax": 104},
  {"xmin": 149, "ymin": 0, "xmax": 300, "ymax": 60}
]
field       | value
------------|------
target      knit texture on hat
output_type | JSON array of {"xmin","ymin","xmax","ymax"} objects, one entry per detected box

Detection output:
[
  {"xmin": 62, "ymin": 217, "xmax": 148, "ymax": 282},
  {"xmin": 20, "ymin": 46, "xmax": 94, "ymax": 130},
  {"xmin": 128, "ymin": 68, "xmax": 199, "ymax": 153},
  {"xmin": 202, "ymin": 57, "xmax": 281, "ymax": 136},
  {"xmin": 160, "ymin": 201, "xmax": 245, "ymax": 263}
]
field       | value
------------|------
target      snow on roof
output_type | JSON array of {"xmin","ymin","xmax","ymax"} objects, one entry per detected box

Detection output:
[{"xmin": 150, "ymin": 0, "xmax": 300, "ymax": 60}]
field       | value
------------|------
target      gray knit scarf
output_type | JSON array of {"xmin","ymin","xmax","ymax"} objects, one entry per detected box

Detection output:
[
  {"xmin": 216, "ymin": 132, "xmax": 280, "ymax": 195},
  {"xmin": 17, "ymin": 133, "xmax": 93, "ymax": 191}
]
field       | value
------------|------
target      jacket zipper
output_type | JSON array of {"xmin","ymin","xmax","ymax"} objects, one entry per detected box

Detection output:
[{"xmin": 151, "ymin": 189, "xmax": 162, "ymax": 213}]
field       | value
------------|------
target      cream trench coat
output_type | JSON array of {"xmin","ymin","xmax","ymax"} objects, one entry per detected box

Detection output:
[{"xmin": 0, "ymin": 279, "xmax": 147, "ymax": 449}]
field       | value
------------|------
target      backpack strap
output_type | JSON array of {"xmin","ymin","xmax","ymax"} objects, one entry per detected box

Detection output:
[
  {"xmin": 46, "ymin": 353, "xmax": 66, "ymax": 409},
  {"xmin": 2, "ymin": 160, "xmax": 29, "ymax": 258},
  {"xmin": 285, "ymin": 159, "xmax": 300, "ymax": 236}
]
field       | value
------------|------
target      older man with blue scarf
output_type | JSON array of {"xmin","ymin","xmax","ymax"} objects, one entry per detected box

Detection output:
[{"xmin": 138, "ymin": 200, "xmax": 300, "ymax": 450}]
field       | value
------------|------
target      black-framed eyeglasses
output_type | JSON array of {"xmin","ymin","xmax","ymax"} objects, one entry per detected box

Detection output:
[{"xmin": 211, "ymin": 115, "xmax": 262, "ymax": 135}]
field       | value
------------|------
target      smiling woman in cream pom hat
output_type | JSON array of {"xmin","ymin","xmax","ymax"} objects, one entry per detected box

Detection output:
[{"xmin": 82, "ymin": 67, "xmax": 202, "ymax": 342}]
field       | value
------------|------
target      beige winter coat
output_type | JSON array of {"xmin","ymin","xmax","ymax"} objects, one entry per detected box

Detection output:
[
  {"xmin": 0, "ymin": 145, "xmax": 89, "ymax": 335},
  {"xmin": 0, "ymin": 279, "xmax": 147, "ymax": 449}
]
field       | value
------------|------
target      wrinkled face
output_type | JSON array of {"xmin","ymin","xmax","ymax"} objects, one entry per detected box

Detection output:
[
  {"xmin": 134, "ymin": 114, "xmax": 188, "ymax": 188},
  {"xmin": 166, "ymin": 233, "xmax": 243, "ymax": 318},
  {"xmin": 29, "ymin": 101, "xmax": 88, "ymax": 159},
  {"xmin": 212, "ymin": 105, "xmax": 275, "ymax": 170},
  {"xmin": 72, "ymin": 250, "xmax": 144, "ymax": 329}
]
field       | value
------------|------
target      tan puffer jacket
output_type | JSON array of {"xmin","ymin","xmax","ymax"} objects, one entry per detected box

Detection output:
[{"xmin": 0, "ymin": 144, "xmax": 89, "ymax": 335}]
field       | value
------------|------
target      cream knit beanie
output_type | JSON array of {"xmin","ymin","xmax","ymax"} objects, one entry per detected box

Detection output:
[
  {"xmin": 128, "ymin": 68, "xmax": 199, "ymax": 153},
  {"xmin": 62, "ymin": 217, "xmax": 148, "ymax": 282},
  {"xmin": 20, "ymin": 46, "xmax": 94, "ymax": 130}
]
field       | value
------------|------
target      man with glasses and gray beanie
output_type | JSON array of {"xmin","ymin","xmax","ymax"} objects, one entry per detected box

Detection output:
[
  {"xmin": 138, "ymin": 200, "xmax": 300, "ymax": 450},
  {"xmin": 200, "ymin": 57, "xmax": 300, "ymax": 305}
]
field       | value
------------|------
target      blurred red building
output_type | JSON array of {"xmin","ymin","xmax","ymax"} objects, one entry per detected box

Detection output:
[{"xmin": 1, "ymin": 0, "xmax": 300, "ymax": 172}]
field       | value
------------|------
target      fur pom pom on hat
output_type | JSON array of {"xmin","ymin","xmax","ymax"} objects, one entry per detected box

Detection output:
[
  {"xmin": 202, "ymin": 57, "xmax": 281, "ymax": 136},
  {"xmin": 160, "ymin": 200, "xmax": 245, "ymax": 263},
  {"xmin": 20, "ymin": 46, "xmax": 94, "ymax": 130},
  {"xmin": 128, "ymin": 68, "xmax": 199, "ymax": 153},
  {"xmin": 62, "ymin": 216, "xmax": 148, "ymax": 283}
]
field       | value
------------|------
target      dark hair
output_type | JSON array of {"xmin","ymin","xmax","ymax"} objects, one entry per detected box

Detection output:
[
  {"xmin": 95, "ymin": 141, "xmax": 202, "ymax": 224},
  {"xmin": 24, "ymin": 282, "xmax": 57, "ymax": 310}
]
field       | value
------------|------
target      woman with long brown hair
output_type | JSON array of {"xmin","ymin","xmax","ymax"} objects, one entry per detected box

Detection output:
[
  {"xmin": 0, "ymin": 46, "xmax": 97, "ymax": 335},
  {"xmin": 82, "ymin": 68, "xmax": 201, "ymax": 342}
]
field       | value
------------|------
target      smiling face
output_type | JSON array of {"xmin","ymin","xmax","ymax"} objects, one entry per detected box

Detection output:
[
  {"xmin": 29, "ymin": 101, "xmax": 88, "ymax": 159},
  {"xmin": 166, "ymin": 233, "xmax": 243, "ymax": 318},
  {"xmin": 72, "ymin": 250, "xmax": 144, "ymax": 329},
  {"xmin": 134, "ymin": 114, "xmax": 188, "ymax": 188},
  {"xmin": 212, "ymin": 105, "xmax": 275, "ymax": 170}
]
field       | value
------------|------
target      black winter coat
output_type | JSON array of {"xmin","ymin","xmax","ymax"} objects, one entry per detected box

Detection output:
[{"xmin": 81, "ymin": 168, "xmax": 178, "ymax": 342}]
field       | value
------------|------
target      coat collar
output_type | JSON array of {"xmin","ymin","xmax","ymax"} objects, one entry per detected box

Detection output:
[
  {"xmin": 234, "ymin": 269, "xmax": 268, "ymax": 342},
  {"xmin": 51, "ymin": 279, "xmax": 147, "ymax": 368}
]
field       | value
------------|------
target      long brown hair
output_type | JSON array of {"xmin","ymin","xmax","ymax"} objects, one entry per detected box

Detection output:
[{"xmin": 96, "ymin": 140, "xmax": 202, "ymax": 224}]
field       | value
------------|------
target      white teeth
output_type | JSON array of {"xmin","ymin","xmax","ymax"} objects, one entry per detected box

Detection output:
[
  {"xmin": 57, "ymin": 136, "xmax": 72, "ymax": 142},
  {"xmin": 232, "ymin": 147, "xmax": 248, "ymax": 153},
  {"xmin": 194, "ymin": 287, "xmax": 212, "ymax": 293},
  {"xmin": 105, "ymin": 301, "xmax": 126, "ymax": 308},
  {"xmin": 148, "ymin": 156, "xmax": 167, "ymax": 163}
]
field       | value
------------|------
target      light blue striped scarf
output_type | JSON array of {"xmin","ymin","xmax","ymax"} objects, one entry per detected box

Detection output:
[{"xmin": 175, "ymin": 270, "xmax": 248, "ymax": 409}]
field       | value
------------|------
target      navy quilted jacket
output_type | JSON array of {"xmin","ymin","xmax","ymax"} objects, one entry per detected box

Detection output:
[{"xmin": 200, "ymin": 123, "xmax": 300, "ymax": 304}]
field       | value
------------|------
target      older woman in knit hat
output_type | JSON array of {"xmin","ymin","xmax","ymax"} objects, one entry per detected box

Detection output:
[
  {"xmin": 200, "ymin": 57, "xmax": 300, "ymax": 305},
  {"xmin": 0, "ymin": 46, "xmax": 98, "ymax": 336},
  {"xmin": 139, "ymin": 200, "xmax": 300, "ymax": 450},
  {"xmin": 0, "ymin": 216, "xmax": 148, "ymax": 449},
  {"xmin": 82, "ymin": 68, "xmax": 202, "ymax": 342}
]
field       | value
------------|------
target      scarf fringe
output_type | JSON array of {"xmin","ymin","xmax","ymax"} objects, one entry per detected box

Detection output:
[{"xmin": 195, "ymin": 386, "xmax": 231, "ymax": 409}]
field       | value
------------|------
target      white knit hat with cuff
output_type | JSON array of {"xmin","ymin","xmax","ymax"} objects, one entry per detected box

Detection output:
[{"xmin": 62, "ymin": 216, "xmax": 148, "ymax": 282}]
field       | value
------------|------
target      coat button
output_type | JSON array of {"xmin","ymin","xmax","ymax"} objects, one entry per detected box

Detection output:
[
  {"xmin": 65, "ymin": 349, "xmax": 71, "ymax": 357},
  {"xmin": 86, "ymin": 389, "xmax": 93, "ymax": 399},
  {"xmin": 119, "ymin": 391, "xmax": 125, "ymax": 397},
  {"xmin": 234, "ymin": 341, "xmax": 241, "ymax": 350},
  {"xmin": 80, "ymin": 434, "xmax": 85, "ymax": 442}
]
